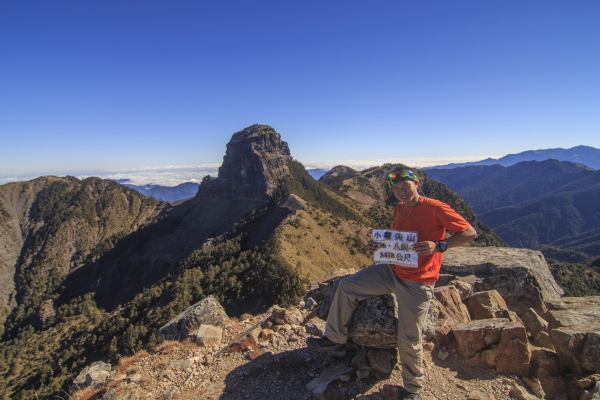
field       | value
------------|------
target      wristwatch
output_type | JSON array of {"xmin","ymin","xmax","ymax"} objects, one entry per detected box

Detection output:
[{"xmin": 435, "ymin": 240, "xmax": 448, "ymax": 253}]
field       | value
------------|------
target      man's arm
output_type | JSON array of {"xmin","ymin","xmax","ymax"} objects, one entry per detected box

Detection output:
[{"xmin": 413, "ymin": 225, "xmax": 477, "ymax": 255}]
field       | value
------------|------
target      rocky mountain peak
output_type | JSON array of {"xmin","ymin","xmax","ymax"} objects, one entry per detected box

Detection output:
[{"xmin": 198, "ymin": 124, "xmax": 292, "ymax": 201}]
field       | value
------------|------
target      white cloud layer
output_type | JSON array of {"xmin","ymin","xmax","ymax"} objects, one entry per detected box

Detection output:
[
  {"xmin": 0, "ymin": 165, "xmax": 220, "ymax": 186},
  {"xmin": 0, "ymin": 156, "xmax": 495, "ymax": 186}
]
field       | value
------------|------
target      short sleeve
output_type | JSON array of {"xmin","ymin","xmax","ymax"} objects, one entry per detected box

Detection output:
[{"xmin": 434, "ymin": 202, "xmax": 472, "ymax": 233}]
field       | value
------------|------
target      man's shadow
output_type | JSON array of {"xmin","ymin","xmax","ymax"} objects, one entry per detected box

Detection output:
[{"xmin": 216, "ymin": 346, "xmax": 392, "ymax": 400}]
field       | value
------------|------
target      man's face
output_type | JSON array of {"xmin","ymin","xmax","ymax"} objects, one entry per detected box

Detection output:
[{"xmin": 391, "ymin": 180, "xmax": 419, "ymax": 205}]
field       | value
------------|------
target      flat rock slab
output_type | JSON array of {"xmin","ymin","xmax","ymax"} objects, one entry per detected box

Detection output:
[
  {"xmin": 442, "ymin": 247, "xmax": 563, "ymax": 315},
  {"xmin": 194, "ymin": 324, "xmax": 223, "ymax": 347},
  {"xmin": 307, "ymin": 364, "xmax": 354, "ymax": 399},
  {"xmin": 546, "ymin": 296, "xmax": 600, "ymax": 329},
  {"xmin": 453, "ymin": 318, "xmax": 509, "ymax": 358}
]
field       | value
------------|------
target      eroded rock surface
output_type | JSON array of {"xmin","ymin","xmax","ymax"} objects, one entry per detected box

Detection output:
[
  {"xmin": 442, "ymin": 247, "xmax": 563, "ymax": 315},
  {"xmin": 158, "ymin": 295, "xmax": 229, "ymax": 342}
]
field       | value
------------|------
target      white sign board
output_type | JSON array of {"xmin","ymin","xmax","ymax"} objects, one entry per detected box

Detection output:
[{"xmin": 372, "ymin": 229, "xmax": 419, "ymax": 268}]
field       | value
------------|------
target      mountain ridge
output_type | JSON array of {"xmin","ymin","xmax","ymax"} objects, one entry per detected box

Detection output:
[
  {"xmin": 426, "ymin": 145, "xmax": 600, "ymax": 170},
  {"xmin": 0, "ymin": 125, "xmax": 505, "ymax": 398},
  {"xmin": 427, "ymin": 160, "xmax": 600, "ymax": 258}
]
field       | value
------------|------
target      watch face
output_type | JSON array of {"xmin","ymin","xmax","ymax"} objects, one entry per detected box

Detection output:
[{"xmin": 439, "ymin": 241, "xmax": 448, "ymax": 252}]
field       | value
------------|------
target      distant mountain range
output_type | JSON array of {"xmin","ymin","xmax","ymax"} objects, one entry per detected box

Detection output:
[
  {"xmin": 426, "ymin": 145, "xmax": 600, "ymax": 170},
  {"xmin": 112, "ymin": 179, "xmax": 199, "ymax": 202},
  {"xmin": 307, "ymin": 168, "xmax": 328, "ymax": 180},
  {"xmin": 427, "ymin": 159, "xmax": 600, "ymax": 259}
]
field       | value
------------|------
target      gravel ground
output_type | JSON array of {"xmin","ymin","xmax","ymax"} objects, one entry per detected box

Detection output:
[{"xmin": 79, "ymin": 309, "xmax": 536, "ymax": 400}]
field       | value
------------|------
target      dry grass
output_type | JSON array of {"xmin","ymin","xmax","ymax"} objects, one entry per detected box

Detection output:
[
  {"xmin": 155, "ymin": 340, "xmax": 180, "ymax": 354},
  {"xmin": 278, "ymin": 208, "xmax": 372, "ymax": 281},
  {"xmin": 239, "ymin": 313, "xmax": 253, "ymax": 321},
  {"xmin": 70, "ymin": 387, "xmax": 102, "ymax": 400},
  {"xmin": 116, "ymin": 350, "xmax": 150, "ymax": 373}
]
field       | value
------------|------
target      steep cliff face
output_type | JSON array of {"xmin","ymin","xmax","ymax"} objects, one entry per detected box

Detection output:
[{"xmin": 198, "ymin": 124, "xmax": 292, "ymax": 201}]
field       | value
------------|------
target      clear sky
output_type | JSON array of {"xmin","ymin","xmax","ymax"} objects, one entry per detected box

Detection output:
[{"xmin": 1, "ymin": 1, "xmax": 599, "ymax": 184}]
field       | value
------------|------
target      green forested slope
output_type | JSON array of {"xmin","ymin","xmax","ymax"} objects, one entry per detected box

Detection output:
[
  {"xmin": 480, "ymin": 184, "xmax": 600, "ymax": 254},
  {"xmin": 428, "ymin": 159, "xmax": 596, "ymax": 213},
  {"xmin": 0, "ymin": 160, "xmax": 369, "ymax": 399}
]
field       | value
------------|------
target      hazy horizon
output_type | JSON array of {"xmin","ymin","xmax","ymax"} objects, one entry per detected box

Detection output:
[{"xmin": 0, "ymin": 154, "xmax": 497, "ymax": 186}]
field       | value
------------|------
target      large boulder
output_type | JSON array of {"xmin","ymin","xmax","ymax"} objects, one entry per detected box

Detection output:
[
  {"xmin": 158, "ymin": 295, "xmax": 229, "ymax": 342},
  {"xmin": 551, "ymin": 328, "xmax": 600, "ymax": 375},
  {"xmin": 545, "ymin": 297, "xmax": 600, "ymax": 375},
  {"xmin": 71, "ymin": 361, "xmax": 112, "ymax": 392},
  {"xmin": 530, "ymin": 348, "xmax": 566, "ymax": 400},
  {"xmin": 453, "ymin": 318, "xmax": 508, "ymax": 359},
  {"xmin": 347, "ymin": 294, "xmax": 399, "ymax": 349},
  {"xmin": 317, "ymin": 273, "xmax": 438, "ymax": 348},
  {"xmin": 452, "ymin": 318, "xmax": 531, "ymax": 377},
  {"xmin": 464, "ymin": 290, "xmax": 509, "ymax": 320},
  {"xmin": 441, "ymin": 247, "xmax": 564, "ymax": 316}
]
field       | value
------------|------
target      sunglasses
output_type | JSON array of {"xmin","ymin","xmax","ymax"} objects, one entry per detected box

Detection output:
[{"xmin": 387, "ymin": 170, "xmax": 417, "ymax": 187}]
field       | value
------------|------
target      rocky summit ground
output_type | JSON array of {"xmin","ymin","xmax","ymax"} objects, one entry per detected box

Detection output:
[{"xmin": 72, "ymin": 306, "xmax": 535, "ymax": 400}]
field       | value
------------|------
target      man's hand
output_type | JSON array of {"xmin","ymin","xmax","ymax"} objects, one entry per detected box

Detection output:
[
  {"xmin": 367, "ymin": 240, "xmax": 378, "ymax": 255},
  {"xmin": 413, "ymin": 241, "xmax": 437, "ymax": 255}
]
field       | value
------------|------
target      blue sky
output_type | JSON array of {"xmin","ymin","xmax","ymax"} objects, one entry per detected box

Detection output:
[{"xmin": 1, "ymin": 1, "xmax": 599, "ymax": 184}]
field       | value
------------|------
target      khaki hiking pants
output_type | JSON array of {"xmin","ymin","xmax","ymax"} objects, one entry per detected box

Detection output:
[{"xmin": 324, "ymin": 264, "xmax": 434, "ymax": 393}]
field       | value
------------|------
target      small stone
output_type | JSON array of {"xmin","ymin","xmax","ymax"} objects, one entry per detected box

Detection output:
[
  {"xmin": 169, "ymin": 359, "xmax": 193, "ymax": 370},
  {"xmin": 261, "ymin": 329, "xmax": 274, "ymax": 341},
  {"xmin": 357, "ymin": 368, "xmax": 369, "ymax": 379},
  {"xmin": 509, "ymin": 386, "xmax": 538, "ymax": 400},
  {"xmin": 261, "ymin": 318, "xmax": 274, "ymax": 330},
  {"xmin": 340, "ymin": 374, "xmax": 351, "ymax": 383},
  {"xmin": 437, "ymin": 349, "xmax": 450, "ymax": 361},
  {"xmin": 247, "ymin": 349, "xmax": 267, "ymax": 360},
  {"xmin": 294, "ymin": 326, "xmax": 307, "ymax": 336},
  {"xmin": 203, "ymin": 353, "xmax": 213, "ymax": 365},
  {"xmin": 522, "ymin": 377, "xmax": 545, "ymax": 399},
  {"xmin": 163, "ymin": 387, "xmax": 180, "ymax": 398},
  {"xmin": 381, "ymin": 384, "xmax": 402, "ymax": 399},
  {"xmin": 423, "ymin": 342, "xmax": 435, "ymax": 351},
  {"xmin": 305, "ymin": 297, "xmax": 318, "ymax": 310},
  {"xmin": 367, "ymin": 349, "xmax": 393, "ymax": 374},
  {"xmin": 467, "ymin": 391, "xmax": 495, "ymax": 400}
]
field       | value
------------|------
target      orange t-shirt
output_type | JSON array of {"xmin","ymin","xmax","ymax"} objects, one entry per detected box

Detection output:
[{"xmin": 390, "ymin": 196, "xmax": 471, "ymax": 284}]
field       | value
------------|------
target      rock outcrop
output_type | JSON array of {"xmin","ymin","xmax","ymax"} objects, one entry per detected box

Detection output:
[
  {"xmin": 197, "ymin": 124, "xmax": 292, "ymax": 202},
  {"xmin": 71, "ymin": 361, "xmax": 112, "ymax": 392},
  {"xmin": 441, "ymin": 247, "xmax": 564, "ymax": 315},
  {"xmin": 158, "ymin": 295, "xmax": 230, "ymax": 342}
]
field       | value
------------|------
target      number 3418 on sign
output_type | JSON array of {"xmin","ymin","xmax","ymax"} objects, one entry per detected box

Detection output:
[{"xmin": 372, "ymin": 229, "xmax": 419, "ymax": 268}]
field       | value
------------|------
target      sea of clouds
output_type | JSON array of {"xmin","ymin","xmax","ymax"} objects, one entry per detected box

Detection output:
[{"xmin": 0, "ymin": 156, "xmax": 492, "ymax": 187}]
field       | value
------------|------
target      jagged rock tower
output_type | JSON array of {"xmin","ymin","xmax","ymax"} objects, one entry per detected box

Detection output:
[{"xmin": 198, "ymin": 124, "xmax": 292, "ymax": 202}]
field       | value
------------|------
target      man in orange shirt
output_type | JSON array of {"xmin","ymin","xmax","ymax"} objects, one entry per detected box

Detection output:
[{"xmin": 306, "ymin": 169, "xmax": 477, "ymax": 400}]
